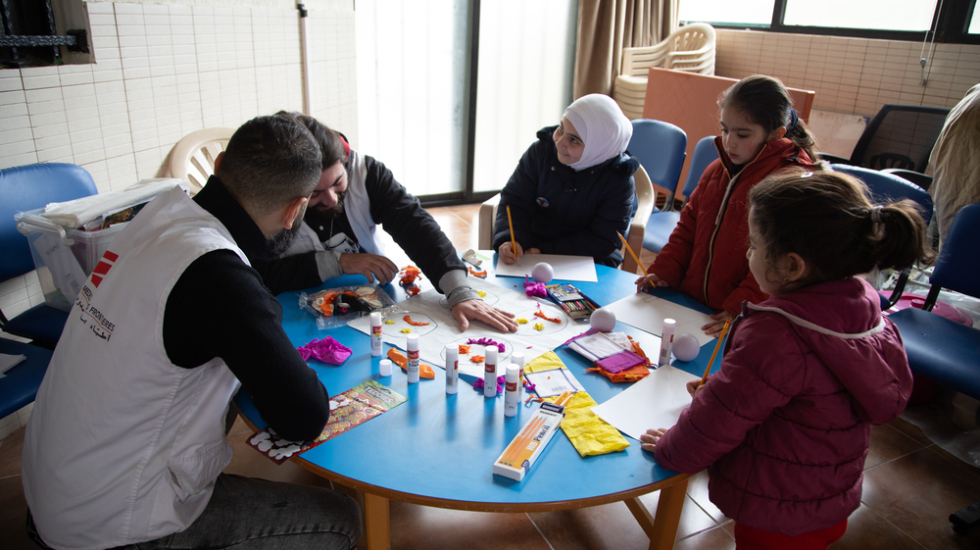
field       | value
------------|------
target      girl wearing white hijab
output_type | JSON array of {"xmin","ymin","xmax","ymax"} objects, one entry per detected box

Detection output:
[{"xmin": 494, "ymin": 94, "xmax": 639, "ymax": 267}]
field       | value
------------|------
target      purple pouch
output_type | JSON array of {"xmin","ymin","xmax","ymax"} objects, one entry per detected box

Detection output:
[{"xmin": 595, "ymin": 350, "xmax": 646, "ymax": 373}]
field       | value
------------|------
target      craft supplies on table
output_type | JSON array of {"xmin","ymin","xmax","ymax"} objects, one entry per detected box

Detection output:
[
  {"xmin": 658, "ymin": 318, "xmax": 676, "ymax": 367},
  {"xmin": 248, "ymin": 380, "xmax": 407, "ymax": 464},
  {"xmin": 445, "ymin": 344, "xmax": 459, "ymax": 394},
  {"xmin": 546, "ymin": 283, "xmax": 600, "ymax": 320},
  {"xmin": 493, "ymin": 392, "xmax": 573, "ymax": 481}
]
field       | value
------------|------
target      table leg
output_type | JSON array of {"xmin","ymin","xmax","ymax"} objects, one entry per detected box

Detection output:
[
  {"xmin": 625, "ymin": 477, "xmax": 689, "ymax": 550},
  {"xmin": 362, "ymin": 492, "xmax": 391, "ymax": 550}
]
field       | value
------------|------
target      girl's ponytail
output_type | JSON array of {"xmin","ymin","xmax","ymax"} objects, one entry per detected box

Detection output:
[{"xmin": 749, "ymin": 171, "xmax": 935, "ymax": 285}]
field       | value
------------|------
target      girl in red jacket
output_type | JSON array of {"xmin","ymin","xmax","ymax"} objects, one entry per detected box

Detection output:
[
  {"xmin": 641, "ymin": 171, "xmax": 934, "ymax": 549},
  {"xmin": 636, "ymin": 75, "xmax": 819, "ymax": 336}
]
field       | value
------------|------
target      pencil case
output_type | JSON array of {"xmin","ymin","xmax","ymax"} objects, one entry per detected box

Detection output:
[
  {"xmin": 545, "ymin": 283, "xmax": 600, "ymax": 320},
  {"xmin": 492, "ymin": 401, "xmax": 566, "ymax": 481}
]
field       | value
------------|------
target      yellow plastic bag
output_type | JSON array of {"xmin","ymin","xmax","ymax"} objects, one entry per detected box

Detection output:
[{"xmin": 525, "ymin": 352, "xmax": 630, "ymax": 457}]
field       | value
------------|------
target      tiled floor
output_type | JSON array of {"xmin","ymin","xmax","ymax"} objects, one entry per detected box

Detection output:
[{"xmin": 3, "ymin": 203, "xmax": 980, "ymax": 550}]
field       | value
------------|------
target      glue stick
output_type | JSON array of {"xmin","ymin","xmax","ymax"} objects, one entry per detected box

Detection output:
[
  {"xmin": 504, "ymin": 364, "xmax": 519, "ymax": 417},
  {"xmin": 370, "ymin": 312, "xmax": 382, "ymax": 357},
  {"xmin": 484, "ymin": 347, "xmax": 498, "ymax": 397},
  {"xmin": 445, "ymin": 344, "xmax": 459, "ymax": 394},
  {"xmin": 658, "ymin": 318, "xmax": 676, "ymax": 367},
  {"xmin": 379, "ymin": 358, "xmax": 392, "ymax": 377},
  {"xmin": 407, "ymin": 334, "xmax": 420, "ymax": 383},
  {"xmin": 510, "ymin": 352, "xmax": 525, "ymax": 403}
]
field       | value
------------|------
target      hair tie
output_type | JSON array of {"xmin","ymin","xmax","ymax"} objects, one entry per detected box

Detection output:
[
  {"xmin": 787, "ymin": 109, "xmax": 799, "ymax": 131},
  {"xmin": 871, "ymin": 205, "xmax": 882, "ymax": 224}
]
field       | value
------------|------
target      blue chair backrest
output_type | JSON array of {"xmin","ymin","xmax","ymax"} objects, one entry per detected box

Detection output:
[
  {"xmin": 830, "ymin": 164, "xmax": 933, "ymax": 225},
  {"xmin": 0, "ymin": 163, "xmax": 98, "ymax": 281},
  {"xmin": 930, "ymin": 203, "xmax": 980, "ymax": 299},
  {"xmin": 627, "ymin": 119, "xmax": 687, "ymax": 192},
  {"xmin": 680, "ymin": 136, "xmax": 719, "ymax": 198}
]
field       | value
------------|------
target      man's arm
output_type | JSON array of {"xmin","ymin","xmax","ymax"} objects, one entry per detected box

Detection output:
[
  {"xmin": 252, "ymin": 250, "xmax": 325, "ymax": 296},
  {"xmin": 164, "ymin": 250, "xmax": 331, "ymax": 441},
  {"xmin": 362, "ymin": 156, "xmax": 466, "ymax": 291}
]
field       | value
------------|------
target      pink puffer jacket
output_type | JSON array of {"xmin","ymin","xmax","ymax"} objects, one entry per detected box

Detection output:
[{"xmin": 654, "ymin": 277, "xmax": 912, "ymax": 536}]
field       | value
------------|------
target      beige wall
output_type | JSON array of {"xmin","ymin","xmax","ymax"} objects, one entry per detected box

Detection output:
[
  {"xmin": 0, "ymin": 1, "xmax": 358, "ymax": 436},
  {"xmin": 714, "ymin": 28, "xmax": 980, "ymax": 116}
]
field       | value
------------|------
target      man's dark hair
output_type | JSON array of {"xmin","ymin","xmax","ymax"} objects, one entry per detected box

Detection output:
[{"xmin": 217, "ymin": 114, "xmax": 322, "ymax": 215}]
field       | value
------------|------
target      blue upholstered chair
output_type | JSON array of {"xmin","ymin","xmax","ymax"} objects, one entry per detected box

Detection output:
[
  {"xmin": 0, "ymin": 163, "xmax": 98, "ymax": 347},
  {"xmin": 642, "ymin": 136, "xmax": 719, "ymax": 254},
  {"xmin": 626, "ymin": 119, "xmax": 687, "ymax": 212},
  {"xmin": 0, "ymin": 337, "xmax": 53, "ymax": 420},
  {"xmin": 831, "ymin": 164, "xmax": 934, "ymax": 308},
  {"xmin": 887, "ymin": 203, "xmax": 980, "ymax": 535}
]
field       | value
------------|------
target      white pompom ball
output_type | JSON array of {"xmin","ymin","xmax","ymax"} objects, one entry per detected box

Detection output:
[
  {"xmin": 590, "ymin": 307, "xmax": 616, "ymax": 332},
  {"xmin": 672, "ymin": 333, "xmax": 700, "ymax": 362},
  {"xmin": 531, "ymin": 262, "xmax": 554, "ymax": 283}
]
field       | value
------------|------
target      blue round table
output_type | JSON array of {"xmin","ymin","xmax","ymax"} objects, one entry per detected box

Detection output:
[{"xmin": 237, "ymin": 260, "xmax": 723, "ymax": 550}]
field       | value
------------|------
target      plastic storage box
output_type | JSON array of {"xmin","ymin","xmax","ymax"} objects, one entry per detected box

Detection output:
[{"xmin": 15, "ymin": 209, "xmax": 127, "ymax": 312}]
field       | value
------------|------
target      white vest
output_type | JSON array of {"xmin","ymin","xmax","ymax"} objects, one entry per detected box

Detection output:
[
  {"xmin": 22, "ymin": 188, "xmax": 246, "ymax": 550},
  {"xmin": 288, "ymin": 149, "xmax": 387, "ymax": 256}
]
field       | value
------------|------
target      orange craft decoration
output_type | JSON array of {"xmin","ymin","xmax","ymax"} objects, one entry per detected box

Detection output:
[
  {"xmin": 458, "ymin": 344, "xmax": 471, "ymax": 354},
  {"xmin": 405, "ymin": 285, "xmax": 421, "ymax": 296},
  {"xmin": 403, "ymin": 315, "xmax": 430, "ymax": 326},
  {"xmin": 586, "ymin": 364, "xmax": 650, "ymax": 383},
  {"xmin": 534, "ymin": 310, "xmax": 561, "ymax": 323},
  {"xmin": 468, "ymin": 267, "xmax": 487, "ymax": 277},
  {"xmin": 470, "ymin": 355, "xmax": 485, "ymax": 363},
  {"xmin": 399, "ymin": 265, "xmax": 422, "ymax": 285},
  {"xmin": 386, "ymin": 348, "xmax": 435, "ymax": 379},
  {"xmin": 627, "ymin": 335, "xmax": 652, "ymax": 367}
]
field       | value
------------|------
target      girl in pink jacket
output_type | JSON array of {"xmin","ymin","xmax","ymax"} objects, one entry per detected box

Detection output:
[{"xmin": 641, "ymin": 171, "xmax": 934, "ymax": 549}]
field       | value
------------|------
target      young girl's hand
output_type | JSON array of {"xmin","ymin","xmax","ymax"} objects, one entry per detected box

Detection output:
[
  {"xmin": 702, "ymin": 311, "xmax": 733, "ymax": 337},
  {"xmin": 498, "ymin": 241, "xmax": 524, "ymax": 264},
  {"xmin": 635, "ymin": 273, "xmax": 669, "ymax": 293},
  {"xmin": 640, "ymin": 428, "xmax": 668, "ymax": 452},
  {"xmin": 686, "ymin": 379, "xmax": 707, "ymax": 399}
]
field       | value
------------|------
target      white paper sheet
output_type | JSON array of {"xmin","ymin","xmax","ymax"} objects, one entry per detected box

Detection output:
[
  {"xmin": 348, "ymin": 277, "xmax": 593, "ymax": 379},
  {"xmin": 603, "ymin": 292, "xmax": 716, "ymax": 346},
  {"xmin": 590, "ymin": 365, "xmax": 699, "ymax": 441},
  {"xmin": 493, "ymin": 253, "xmax": 598, "ymax": 282}
]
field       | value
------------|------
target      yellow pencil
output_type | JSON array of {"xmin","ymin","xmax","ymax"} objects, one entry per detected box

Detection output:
[
  {"xmin": 699, "ymin": 319, "xmax": 732, "ymax": 386},
  {"xmin": 506, "ymin": 205, "xmax": 517, "ymax": 257},
  {"xmin": 618, "ymin": 232, "xmax": 649, "ymax": 276}
]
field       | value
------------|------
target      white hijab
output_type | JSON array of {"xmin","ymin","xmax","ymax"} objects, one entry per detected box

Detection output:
[{"xmin": 561, "ymin": 94, "xmax": 633, "ymax": 171}]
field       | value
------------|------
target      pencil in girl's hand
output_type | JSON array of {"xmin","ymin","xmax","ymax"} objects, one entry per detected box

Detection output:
[
  {"xmin": 617, "ymin": 232, "xmax": 648, "ymax": 276},
  {"xmin": 506, "ymin": 205, "xmax": 517, "ymax": 257},
  {"xmin": 699, "ymin": 319, "xmax": 732, "ymax": 386}
]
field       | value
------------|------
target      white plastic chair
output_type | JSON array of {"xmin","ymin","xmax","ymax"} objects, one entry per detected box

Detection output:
[
  {"xmin": 167, "ymin": 127, "xmax": 234, "ymax": 195},
  {"xmin": 613, "ymin": 23, "xmax": 716, "ymax": 120}
]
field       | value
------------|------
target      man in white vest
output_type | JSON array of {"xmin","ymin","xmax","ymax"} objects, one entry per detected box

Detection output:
[
  {"xmin": 22, "ymin": 114, "xmax": 361, "ymax": 550},
  {"xmin": 254, "ymin": 113, "xmax": 519, "ymax": 334}
]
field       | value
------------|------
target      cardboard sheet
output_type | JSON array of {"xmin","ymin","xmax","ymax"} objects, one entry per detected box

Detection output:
[
  {"xmin": 348, "ymin": 277, "xmax": 593, "ymax": 379},
  {"xmin": 590, "ymin": 365, "xmax": 699, "ymax": 441},
  {"xmin": 603, "ymin": 292, "xmax": 716, "ymax": 346},
  {"xmin": 493, "ymin": 253, "xmax": 598, "ymax": 282}
]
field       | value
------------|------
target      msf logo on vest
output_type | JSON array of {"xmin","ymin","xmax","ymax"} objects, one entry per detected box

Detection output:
[{"xmin": 74, "ymin": 250, "xmax": 119, "ymax": 342}]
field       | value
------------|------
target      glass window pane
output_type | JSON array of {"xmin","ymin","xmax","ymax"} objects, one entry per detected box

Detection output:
[
  {"xmin": 473, "ymin": 0, "xmax": 577, "ymax": 192},
  {"xmin": 679, "ymin": 0, "xmax": 775, "ymax": 26},
  {"xmin": 355, "ymin": 0, "xmax": 469, "ymax": 196},
  {"xmin": 784, "ymin": 0, "xmax": 937, "ymax": 31},
  {"xmin": 970, "ymin": 4, "xmax": 980, "ymax": 33}
]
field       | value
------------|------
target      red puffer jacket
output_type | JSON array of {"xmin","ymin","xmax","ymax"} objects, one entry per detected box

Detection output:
[
  {"xmin": 650, "ymin": 137, "xmax": 816, "ymax": 315},
  {"xmin": 654, "ymin": 277, "xmax": 913, "ymax": 536}
]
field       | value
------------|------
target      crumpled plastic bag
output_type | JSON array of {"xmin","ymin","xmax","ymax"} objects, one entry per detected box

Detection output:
[
  {"xmin": 525, "ymin": 351, "xmax": 630, "ymax": 457},
  {"xmin": 297, "ymin": 336, "xmax": 352, "ymax": 365}
]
